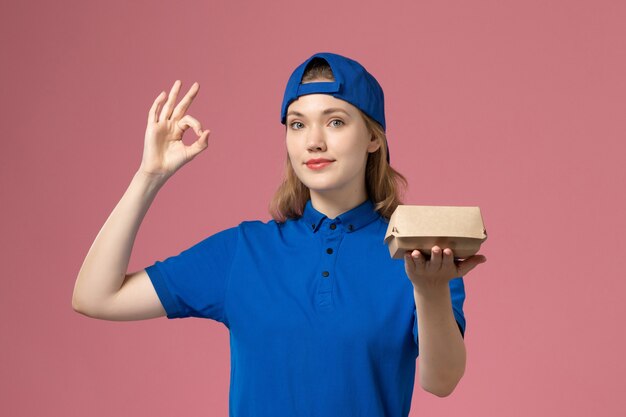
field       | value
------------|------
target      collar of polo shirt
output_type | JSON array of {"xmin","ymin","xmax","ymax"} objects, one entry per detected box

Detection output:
[{"xmin": 302, "ymin": 198, "xmax": 381, "ymax": 233}]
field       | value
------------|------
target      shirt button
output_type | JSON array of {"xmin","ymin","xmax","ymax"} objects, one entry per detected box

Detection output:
[
  {"xmin": 329, "ymin": 223, "xmax": 336, "ymax": 230},
  {"xmin": 322, "ymin": 271, "xmax": 329, "ymax": 277},
  {"xmin": 311, "ymin": 224, "xmax": 315, "ymax": 229},
  {"xmin": 348, "ymin": 224, "xmax": 354, "ymax": 231},
  {"xmin": 326, "ymin": 248, "xmax": 333, "ymax": 254}
]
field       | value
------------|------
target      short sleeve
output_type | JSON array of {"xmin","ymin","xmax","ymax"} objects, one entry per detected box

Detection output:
[
  {"xmin": 412, "ymin": 276, "xmax": 467, "ymax": 350},
  {"xmin": 145, "ymin": 226, "xmax": 239, "ymax": 324},
  {"xmin": 449, "ymin": 277, "xmax": 467, "ymax": 338}
]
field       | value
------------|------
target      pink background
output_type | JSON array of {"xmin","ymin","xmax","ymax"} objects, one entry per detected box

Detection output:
[{"xmin": 1, "ymin": 0, "xmax": 625, "ymax": 415}]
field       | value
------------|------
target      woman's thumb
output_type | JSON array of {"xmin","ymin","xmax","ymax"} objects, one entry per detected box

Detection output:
[{"xmin": 186, "ymin": 129, "xmax": 210, "ymax": 159}]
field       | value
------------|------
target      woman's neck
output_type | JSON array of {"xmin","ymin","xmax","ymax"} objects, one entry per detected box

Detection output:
[{"xmin": 309, "ymin": 188, "xmax": 369, "ymax": 219}]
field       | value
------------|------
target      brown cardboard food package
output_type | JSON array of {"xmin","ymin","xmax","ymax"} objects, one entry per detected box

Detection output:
[{"xmin": 383, "ymin": 205, "xmax": 488, "ymax": 260}]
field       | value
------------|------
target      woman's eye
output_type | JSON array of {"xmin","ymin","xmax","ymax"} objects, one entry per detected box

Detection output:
[
  {"xmin": 290, "ymin": 121, "xmax": 304, "ymax": 130},
  {"xmin": 330, "ymin": 119, "xmax": 344, "ymax": 127}
]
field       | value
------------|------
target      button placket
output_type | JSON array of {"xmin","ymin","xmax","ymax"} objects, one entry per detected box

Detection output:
[{"xmin": 317, "ymin": 221, "xmax": 343, "ymax": 307}]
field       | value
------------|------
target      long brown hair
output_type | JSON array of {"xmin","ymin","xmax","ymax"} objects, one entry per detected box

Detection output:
[{"xmin": 268, "ymin": 58, "xmax": 408, "ymax": 223}]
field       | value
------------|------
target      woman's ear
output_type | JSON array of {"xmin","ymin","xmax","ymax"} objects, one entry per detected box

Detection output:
[{"xmin": 368, "ymin": 135, "xmax": 381, "ymax": 153}]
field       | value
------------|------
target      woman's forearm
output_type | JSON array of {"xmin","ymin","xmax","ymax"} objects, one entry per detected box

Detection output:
[
  {"xmin": 72, "ymin": 170, "xmax": 166, "ymax": 315},
  {"xmin": 414, "ymin": 284, "xmax": 466, "ymax": 397}
]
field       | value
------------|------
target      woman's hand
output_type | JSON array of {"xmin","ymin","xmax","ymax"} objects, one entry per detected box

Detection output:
[
  {"xmin": 138, "ymin": 80, "xmax": 211, "ymax": 180},
  {"xmin": 404, "ymin": 246, "xmax": 487, "ymax": 292}
]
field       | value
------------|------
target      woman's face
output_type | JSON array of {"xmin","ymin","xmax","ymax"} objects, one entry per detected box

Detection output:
[{"xmin": 285, "ymin": 93, "xmax": 380, "ymax": 198}]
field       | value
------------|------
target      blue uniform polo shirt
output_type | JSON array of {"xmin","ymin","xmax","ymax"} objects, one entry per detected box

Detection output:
[{"xmin": 146, "ymin": 198, "xmax": 466, "ymax": 417}]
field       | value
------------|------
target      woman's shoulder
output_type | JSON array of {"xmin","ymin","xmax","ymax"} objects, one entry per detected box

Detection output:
[{"xmin": 236, "ymin": 217, "xmax": 297, "ymax": 232}]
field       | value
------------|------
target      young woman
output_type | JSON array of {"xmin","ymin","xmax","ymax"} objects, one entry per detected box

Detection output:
[{"xmin": 72, "ymin": 52, "xmax": 486, "ymax": 417}]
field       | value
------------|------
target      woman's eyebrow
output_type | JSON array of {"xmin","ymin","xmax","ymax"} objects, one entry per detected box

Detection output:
[
  {"xmin": 287, "ymin": 108, "xmax": 352, "ymax": 118},
  {"xmin": 322, "ymin": 108, "xmax": 351, "ymax": 116}
]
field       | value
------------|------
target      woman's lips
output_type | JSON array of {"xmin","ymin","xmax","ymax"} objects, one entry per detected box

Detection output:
[{"xmin": 306, "ymin": 161, "xmax": 333, "ymax": 170}]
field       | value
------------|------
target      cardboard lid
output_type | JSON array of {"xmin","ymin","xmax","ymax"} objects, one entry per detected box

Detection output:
[{"xmin": 384, "ymin": 205, "xmax": 488, "ymax": 244}]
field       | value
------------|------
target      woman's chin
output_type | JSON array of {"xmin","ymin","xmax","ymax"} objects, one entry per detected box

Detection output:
[
  {"xmin": 305, "ymin": 185, "xmax": 346, "ymax": 196},
  {"xmin": 299, "ymin": 178, "xmax": 337, "ymax": 191}
]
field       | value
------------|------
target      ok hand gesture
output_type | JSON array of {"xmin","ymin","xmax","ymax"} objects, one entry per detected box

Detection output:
[{"xmin": 139, "ymin": 80, "xmax": 211, "ymax": 181}]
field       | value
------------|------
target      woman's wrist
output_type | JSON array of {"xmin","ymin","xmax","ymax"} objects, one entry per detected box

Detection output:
[{"xmin": 133, "ymin": 169, "xmax": 169, "ymax": 193}]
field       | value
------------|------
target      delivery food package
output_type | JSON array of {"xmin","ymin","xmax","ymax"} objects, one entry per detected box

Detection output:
[{"xmin": 384, "ymin": 205, "xmax": 488, "ymax": 260}]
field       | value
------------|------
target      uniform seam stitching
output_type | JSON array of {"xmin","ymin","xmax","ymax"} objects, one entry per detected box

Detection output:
[{"xmin": 221, "ymin": 225, "xmax": 241, "ymax": 326}]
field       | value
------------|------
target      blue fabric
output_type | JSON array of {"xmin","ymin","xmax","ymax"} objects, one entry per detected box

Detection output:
[
  {"xmin": 145, "ymin": 198, "xmax": 466, "ymax": 417},
  {"xmin": 280, "ymin": 52, "xmax": 391, "ymax": 164}
]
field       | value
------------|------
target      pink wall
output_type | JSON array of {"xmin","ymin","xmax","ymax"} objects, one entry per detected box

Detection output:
[{"xmin": 1, "ymin": 0, "xmax": 625, "ymax": 415}]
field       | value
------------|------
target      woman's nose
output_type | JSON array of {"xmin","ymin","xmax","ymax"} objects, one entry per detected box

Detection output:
[{"xmin": 306, "ymin": 125, "xmax": 326, "ymax": 152}]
